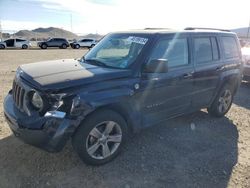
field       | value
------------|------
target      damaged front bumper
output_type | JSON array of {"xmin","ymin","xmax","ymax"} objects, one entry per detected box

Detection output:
[{"xmin": 4, "ymin": 92, "xmax": 81, "ymax": 152}]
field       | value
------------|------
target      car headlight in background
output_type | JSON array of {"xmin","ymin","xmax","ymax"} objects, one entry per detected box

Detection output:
[{"xmin": 31, "ymin": 92, "xmax": 43, "ymax": 110}]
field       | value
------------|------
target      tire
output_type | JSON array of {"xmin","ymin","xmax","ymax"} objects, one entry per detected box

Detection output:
[
  {"xmin": 61, "ymin": 44, "xmax": 67, "ymax": 49},
  {"xmin": 72, "ymin": 109, "xmax": 128, "ymax": 165},
  {"xmin": 75, "ymin": 44, "xmax": 80, "ymax": 49},
  {"xmin": 22, "ymin": 44, "xmax": 28, "ymax": 49},
  {"xmin": 41, "ymin": 44, "xmax": 47, "ymax": 49},
  {"xmin": 0, "ymin": 44, "xmax": 5, "ymax": 49},
  {"xmin": 207, "ymin": 83, "xmax": 234, "ymax": 117},
  {"xmin": 90, "ymin": 44, "xmax": 95, "ymax": 48}
]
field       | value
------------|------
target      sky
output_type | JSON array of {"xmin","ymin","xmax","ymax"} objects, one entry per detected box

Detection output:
[{"xmin": 0, "ymin": 0, "xmax": 250, "ymax": 35}]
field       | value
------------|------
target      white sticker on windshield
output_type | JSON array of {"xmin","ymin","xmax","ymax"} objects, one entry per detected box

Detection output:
[{"xmin": 127, "ymin": 36, "xmax": 148, "ymax": 45}]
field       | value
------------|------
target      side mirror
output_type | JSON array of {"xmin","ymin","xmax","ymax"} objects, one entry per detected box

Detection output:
[{"xmin": 145, "ymin": 59, "xmax": 168, "ymax": 73}]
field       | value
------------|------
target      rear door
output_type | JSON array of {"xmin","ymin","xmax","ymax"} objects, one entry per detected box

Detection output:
[
  {"xmin": 191, "ymin": 34, "xmax": 223, "ymax": 108},
  {"xmin": 136, "ymin": 34, "xmax": 195, "ymax": 126},
  {"xmin": 81, "ymin": 39, "xmax": 92, "ymax": 47},
  {"xmin": 48, "ymin": 38, "xmax": 57, "ymax": 47}
]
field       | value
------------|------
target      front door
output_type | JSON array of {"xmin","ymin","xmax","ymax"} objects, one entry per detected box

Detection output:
[{"xmin": 135, "ymin": 35, "xmax": 195, "ymax": 127}]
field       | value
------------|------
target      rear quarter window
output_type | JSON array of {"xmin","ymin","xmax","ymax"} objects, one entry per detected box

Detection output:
[{"xmin": 221, "ymin": 36, "xmax": 239, "ymax": 59}]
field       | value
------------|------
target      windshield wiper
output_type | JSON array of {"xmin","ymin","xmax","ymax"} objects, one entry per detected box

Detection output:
[
  {"xmin": 85, "ymin": 58, "xmax": 110, "ymax": 68},
  {"xmin": 78, "ymin": 56, "xmax": 85, "ymax": 63}
]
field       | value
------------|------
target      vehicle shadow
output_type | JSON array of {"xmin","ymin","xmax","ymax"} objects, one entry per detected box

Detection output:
[
  {"xmin": 0, "ymin": 111, "xmax": 238, "ymax": 188},
  {"xmin": 233, "ymin": 81, "xmax": 250, "ymax": 110}
]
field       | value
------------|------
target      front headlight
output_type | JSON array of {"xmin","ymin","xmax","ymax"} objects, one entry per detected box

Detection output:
[{"xmin": 31, "ymin": 92, "xmax": 43, "ymax": 110}]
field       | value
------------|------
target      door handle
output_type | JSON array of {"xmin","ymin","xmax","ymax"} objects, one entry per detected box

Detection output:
[
  {"xmin": 216, "ymin": 66, "xmax": 224, "ymax": 71},
  {"xmin": 183, "ymin": 72, "xmax": 193, "ymax": 79}
]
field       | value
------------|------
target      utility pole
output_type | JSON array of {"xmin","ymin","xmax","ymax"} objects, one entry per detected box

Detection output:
[
  {"xmin": 70, "ymin": 13, "xmax": 73, "ymax": 32},
  {"xmin": 247, "ymin": 17, "xmax": 250, "ymax": 42},
  {"xmin": 0, "ymin": 19, "xmax": 2, "ymax": 41}
]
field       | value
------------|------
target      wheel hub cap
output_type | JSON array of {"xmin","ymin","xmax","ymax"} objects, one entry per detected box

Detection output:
[{"xmin": 86, "ymin": 121, "xmax": 122, "ymax": 160}]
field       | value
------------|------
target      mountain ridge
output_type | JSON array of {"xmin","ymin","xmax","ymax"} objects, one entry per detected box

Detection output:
[{"xmin": 13, "ymin": 27, "xmax": 103, "ymax": 40}]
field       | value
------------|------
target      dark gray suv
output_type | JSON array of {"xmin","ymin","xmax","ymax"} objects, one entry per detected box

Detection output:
[
  {"xmin": 38, "ymin": 38, "xmax": 69, "ymax": 49},
  {"xmin": 4, "ymin": 28, "xmax": 242, "ymax": 165}
]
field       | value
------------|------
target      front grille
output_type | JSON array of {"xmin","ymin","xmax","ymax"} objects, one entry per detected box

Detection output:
[{"xmin": 12, "ymin": 80, "xmax": 25, "ymax": 111}]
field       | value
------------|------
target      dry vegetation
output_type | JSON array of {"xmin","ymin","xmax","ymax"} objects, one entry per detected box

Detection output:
[{"xmin": 0, "ymin": 49, "xmax": 250, "ymax": 188}]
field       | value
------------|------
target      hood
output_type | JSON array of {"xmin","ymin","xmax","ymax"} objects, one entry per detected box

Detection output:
[{"xmin": 20, "ymin": 59, "xmax": 131, "ymax": 90}]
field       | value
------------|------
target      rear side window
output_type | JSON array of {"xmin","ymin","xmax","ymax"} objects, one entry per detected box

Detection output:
[
  {"xmin": 221, "ymin": 36, "xmax": 239, "ymax": 59},
  {"xmin": 211, "ymin": 37, "xmax": 219, "ymax": 60},
  {"xmin": 194, "ymin": 37, "xmax": 212, "ymax": 63},
  {"xmin": 16, "ymin": 39, "xmax": 25, "ymax": 42},
  {"xmin": 150, "ymin": 38, "xmax": 189, "ymax": 68},
  {"xmin": 82, "ymin": 39, "xmax": 93, "ymax": 42},
  {"xmin": 194, "ymin": 37, "xmax": 220, "ymax": 63}
]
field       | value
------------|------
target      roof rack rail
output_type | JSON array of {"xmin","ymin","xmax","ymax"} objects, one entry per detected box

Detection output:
[
  {"xmin": 144, "ymin": 28, "xmax": 173, "ymax": 30},
  {"xmin": 184, "ymin": 27, "xmax": 231, "ymax": 32}
]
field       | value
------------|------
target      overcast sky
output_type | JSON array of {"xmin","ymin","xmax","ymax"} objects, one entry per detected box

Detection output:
[{"xmin": 0, "ymin": 0, "xmax": 250, "ymax": 34}]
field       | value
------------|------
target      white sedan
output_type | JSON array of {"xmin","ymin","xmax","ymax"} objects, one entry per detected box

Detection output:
[{"xmin": 70, "ymin": 38, "xmax": 96, "ymax": 49}]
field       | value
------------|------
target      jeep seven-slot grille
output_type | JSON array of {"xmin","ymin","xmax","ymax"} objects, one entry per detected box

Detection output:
[{"xmin": 12, "ymin": 80, "xmax": 25, "ymax": 111}]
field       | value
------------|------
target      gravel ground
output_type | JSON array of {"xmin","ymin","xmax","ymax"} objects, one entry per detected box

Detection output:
[{"xmin": 0, "ymin": 49, "xmax": 250, "ymax": 188}]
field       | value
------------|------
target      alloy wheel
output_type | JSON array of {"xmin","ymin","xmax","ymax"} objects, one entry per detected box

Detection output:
[
  {"xmin": 86, "ymin": 121, "xmax": 122, "ymax": 160},
  {"xmin": 218, "ymin": 89, "xmax": 232, "ymax": 114}
]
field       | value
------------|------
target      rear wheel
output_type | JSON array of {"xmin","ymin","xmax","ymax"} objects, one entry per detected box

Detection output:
[
  {"xmin": 207, "ymin": 84, "xmax": 234, "ymax": 117},
  {"xmin": 22, "ymin": 44, "xmax": 28, "ymax": 49},
  {"xmin": 0, "ymin": 44, "xmax": 5, "ymax": 49},
  {"xmin": 72, "ymin": 110, "xmax": 128, "ymax": 165},
  {"xmin": 90, "ymin": 44, "xmax": 95, "ymax": 48}
]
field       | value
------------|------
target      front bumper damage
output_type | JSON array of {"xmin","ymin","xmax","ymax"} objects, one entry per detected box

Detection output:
[{"xmin": 4, "ymin": 92, "xmax": 82, "ymax": 152}]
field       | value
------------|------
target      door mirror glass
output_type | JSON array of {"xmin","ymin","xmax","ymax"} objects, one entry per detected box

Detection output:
[{"xmin": 145, "ymin": 59, "xmax": 168, "ymax": 73}]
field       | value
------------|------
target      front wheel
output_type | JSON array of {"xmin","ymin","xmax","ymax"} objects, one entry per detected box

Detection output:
[
  {"xmin": 75, "ymin": 44, "xmax": 80, "ymax": 49},
  {"xmin": 72, "ymin": 110, "xmax": 128, "ymax": 165},
  {"xmin": 41, "ymin": 44, "xmax": 47, "ymax": 49},
  {"xmin": 207, "ymin": 84, "xmax": 234, "ymax": 117},
  {"xmin": 61, "ymin": 44, "xmax": 67, "ymax": 49}
]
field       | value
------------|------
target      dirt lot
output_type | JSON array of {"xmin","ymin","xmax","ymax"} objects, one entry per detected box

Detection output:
[{"xmin": 0, "ymin": 49, "xmax": 250, "ymax": 188}]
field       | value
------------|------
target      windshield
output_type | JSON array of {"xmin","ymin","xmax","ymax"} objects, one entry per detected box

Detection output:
[{"xmin": 83, "ymin": 34, "xmax": 149, "ymax": 69}]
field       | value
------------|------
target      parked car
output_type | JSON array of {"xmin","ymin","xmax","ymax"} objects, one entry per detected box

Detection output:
[
  {"xmin": 0, "ymin": 38, "xmax": 31, "ymax": 49},
  {"xmin": 0, "ymin": 41, "xmax": 6, "ymax": 49},
  {"xmin": 38, "ymin": 38, "xmax": 69, "ymax": 49},
  {"xmin": 241, "ymin": 47, "xmax": 250, "ymax": 81},
  {"xmin": 70, "ymin": 38, "xmax": 96, "ymax": 49},
  {"xmin": 4, "ymin": 28, "xmax": 242, "ymax": 165}
]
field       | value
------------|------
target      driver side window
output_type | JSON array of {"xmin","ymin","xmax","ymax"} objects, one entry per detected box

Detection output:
[{"xmin": 149, "ymin": 38, "xmax": 189, "ymax": 68}]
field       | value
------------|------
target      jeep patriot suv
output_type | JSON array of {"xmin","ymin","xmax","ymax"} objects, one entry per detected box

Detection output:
[{"xmin": 4, "ymin": 28, "xmax": 242, "ymax": 165}]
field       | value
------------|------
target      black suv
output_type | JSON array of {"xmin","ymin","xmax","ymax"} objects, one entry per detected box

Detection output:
[
  {"xmin": 38, "ymin": 38, "xmax": 69, "ymax": 49},
  {"xmin": 4, "ymin": 28, "xmax": 242, "ymax": 165}
]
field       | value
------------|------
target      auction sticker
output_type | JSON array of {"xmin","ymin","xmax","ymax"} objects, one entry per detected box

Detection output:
[{"xmin": 127, "ymin": 36, "xmax": 148, "ymax": 45}]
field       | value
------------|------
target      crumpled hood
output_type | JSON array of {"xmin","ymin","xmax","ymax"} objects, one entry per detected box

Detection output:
[{"xmin": 20, "ymin": 59, "xmax": 131, "ymax": 90}]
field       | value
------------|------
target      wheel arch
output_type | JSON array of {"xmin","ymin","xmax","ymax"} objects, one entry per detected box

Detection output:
[
  {"xmin": 209, "ymin": 71, "xmax": 241, "ymax": 107},
  {"xmin": 80, "ymin": 102, "xmax": 142, "ymax": 134}
]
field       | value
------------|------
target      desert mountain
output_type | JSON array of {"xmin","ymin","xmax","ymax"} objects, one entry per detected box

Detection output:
[
  {"xmin": 231, "ymin": 27, "xmax": 250, "ymax": 38},
  {"xmin": 14, "ymin": 27, "xmax": 78, "ymax": 40}
]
